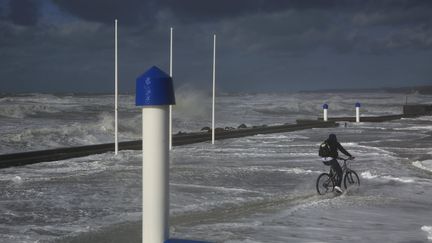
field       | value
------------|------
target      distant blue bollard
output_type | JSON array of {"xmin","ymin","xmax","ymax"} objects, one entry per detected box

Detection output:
[
  {"xmin": 322, "ymin": 104, "xmax": 328, "ymax": 121},
  {"xmin": 355, "ymin": 102, "xmax": 361, "ymax": 123}
]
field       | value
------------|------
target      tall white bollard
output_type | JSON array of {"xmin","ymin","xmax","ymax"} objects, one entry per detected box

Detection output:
[
  {"xmin": 114, "ymin": 19, "xmax": 119, "ymax": 155},
  {"xmin": 355, "ymin": 102, "xmax": 361, "ymax": 123},
  {"xmin": 136, "ymin": 66, "xmax": 175, "ymax": 243},
  {"xmin": 323, "ymin": 104, "xmax": 328, "ymax": 122},
  {"xmin": 142, "ymin": 106, "xmax": 168, "ymax": 242}
]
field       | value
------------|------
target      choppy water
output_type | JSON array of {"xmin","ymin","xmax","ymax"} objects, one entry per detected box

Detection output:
[{"xmin": 0, "ymin": 91, "xmax": 432, "ymax": 242}]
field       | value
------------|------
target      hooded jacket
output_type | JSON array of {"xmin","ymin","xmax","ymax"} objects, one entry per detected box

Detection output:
[{"xmin": 325, "ymin": 134, "xmax": 352, "ymax": 159}]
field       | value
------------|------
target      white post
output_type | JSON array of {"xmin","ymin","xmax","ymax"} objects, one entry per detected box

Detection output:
[
  {"xmin": 356, "ymin": 107, "xmax": 360, "ymax": 123},
  {"xmin": 169, "ymin": 27, "xmax": 173, "ymax": 150},
  {"xmin": 323, "ymin": 104, "xmax": 328, "ymax": 122},
  {"xmin": 142, "ymin": 106, "xmax": 169, "ymax": 243},
  {"xmin": 212, "ymin": 34, "xmax": 216, "ymax": 145},
  {"xmin": 114, "ymin": 19, "xmax": 118, "ymax": 155},
  {"xmin": 355, "ymin": 102, "xmax": 361, "ymax": 123},
  {"xmin": 137, "ymin": 66, "xmax": 174, "ymax": 243}
]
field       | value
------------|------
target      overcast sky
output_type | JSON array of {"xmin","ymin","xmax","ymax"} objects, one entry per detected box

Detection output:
[{"xmin": 0, "ymin": 0, "xmax": 431, "ymax": 93}]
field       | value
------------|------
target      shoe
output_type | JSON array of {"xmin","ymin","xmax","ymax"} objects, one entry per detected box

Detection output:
[{"xmin": 334, "ymin": 186, "xmax": 343, "ymax": 193}]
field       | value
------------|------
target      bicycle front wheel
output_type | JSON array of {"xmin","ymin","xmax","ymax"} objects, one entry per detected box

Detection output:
[
  {"xmin": 343, "ymin": 170, "xmax": 360, "ymax": 189},
  {"xmin": 316, "ymin": 173, "xmax": 334, "ymax": 195}
]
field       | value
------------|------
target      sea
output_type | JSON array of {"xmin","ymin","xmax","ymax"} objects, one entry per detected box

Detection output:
[{"xmin": 0, "ymin": 90, "xmax": 431, "ymax": 242}]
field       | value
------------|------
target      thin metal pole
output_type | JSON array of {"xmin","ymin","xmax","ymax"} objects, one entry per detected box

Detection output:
[
  {"xmin": 114, "ymin": 19, "xmax": 118, "ymax": 155},
  {"xmin": 212, "ymin": 34, "xmax": 216, "ymax": 145},
  {"xmin": 169, "ymin": 27, "xmax": 173, "ymax": 150}
]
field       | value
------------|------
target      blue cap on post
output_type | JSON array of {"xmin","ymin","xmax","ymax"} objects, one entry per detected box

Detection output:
[
  {"xmin": 323, "ymin": 104, "xmax": 328, "ymax": 109},
  {"xmin": 355, "ymin": 102, "xmax": 361, "ymax": 108},
  {"xmin": 136, "ymin": 66, "xmax": 176, "ymax": 106}
]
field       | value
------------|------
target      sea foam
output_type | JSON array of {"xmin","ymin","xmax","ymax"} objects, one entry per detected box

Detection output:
[
  {"xmin": 412, "ymin": 160, "xmax": 432, "ymax": 173},
  {"xmin": 361, "ymin": 171, "xmax": 414, "ymax": 183},
  {"xmin": 421, "ymin": 226, "xmax": 432, "ymax": 240}
]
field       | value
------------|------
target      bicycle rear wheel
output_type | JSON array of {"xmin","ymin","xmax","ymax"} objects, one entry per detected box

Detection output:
[
  {"xmin": 316, "ymin": 173, "xmax": 334, "ymax": 195},
  {"xmin": 343, "ymin": 170, "xmax": 360, "ymax": 189}
]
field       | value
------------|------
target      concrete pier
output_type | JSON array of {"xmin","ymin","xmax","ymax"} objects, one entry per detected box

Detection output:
[
  {"xmin": 0, "ymin": 120, "xmax": 337, "ymax": 169},
  {"xmin": 403, "ymin": 104, "xmax": 432, "ymax": 115},
  {"xmin": 1, "ymin": 104, "xmax": 431, "ymax": 169}
]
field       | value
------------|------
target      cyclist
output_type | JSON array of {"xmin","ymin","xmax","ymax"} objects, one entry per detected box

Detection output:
[{"xmin": 322, "ymin": 134, "xmax": 354, "ymax": 193}]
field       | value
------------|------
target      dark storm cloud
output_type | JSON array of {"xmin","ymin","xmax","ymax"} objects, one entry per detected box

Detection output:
[
  {"xmin": 51, "ymin": 0, "xmax": 154, "ymax": 25},
  {"xmin": 7, "ymin": 0, "xmax": 39, "ymax": 26},
  {"xmin": 49, "ymin": 0, "xmax": 432, "ymax": 24},
  {"xmin": 46, "ymin": 0, "xmax": 432, "ymax": 56},
  {"xmin": 0, "ymin": 1, "xmax": 5, "ymax": 18},
  {"xmin": 50, "ymin": 0, "xmax": 338, "ymax": 25},
  {"xmin": 1, "ymin": 0, "xmax": 432, "ymax": 92},
  {"xmin": 157, "ymin": 0, "xmax": 338, "ymax": 22}
]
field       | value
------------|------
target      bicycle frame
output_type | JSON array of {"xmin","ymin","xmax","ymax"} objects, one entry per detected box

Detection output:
[
  {"xmin": 330, "ymin": 157, "xmax": 353, "ymax": 176},
  {"xmin": 326, "ymin": 158, "xmax": 352, "ymax": 184},
  {"xmin": 316, "ymin": 157, "xmax": 359, "ymax": 195}
]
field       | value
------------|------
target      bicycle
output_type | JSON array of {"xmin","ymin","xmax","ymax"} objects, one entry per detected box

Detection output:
[{"xmin": 316, "ymin": 157, "xmax": 360, "ymax": 195}]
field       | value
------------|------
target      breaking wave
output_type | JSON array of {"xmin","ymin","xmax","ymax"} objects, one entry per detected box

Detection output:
[
  {"xmin": 174, "ymin": 84, "xmax": 211, "ymax": 119},
  {"xmin": 0, "ymin": 103, "xmax": 63, "ymax": 118},
  {"xmin": 422, "ymin": 226, "xmax": 432, "ymax": 241},
  {"xmin": 0, "ymin": 94, "xmax": 85, "ymax": 118},
  {"xmin": 412, "ymin": 160, "xmax": 432, "ymax": 173}
]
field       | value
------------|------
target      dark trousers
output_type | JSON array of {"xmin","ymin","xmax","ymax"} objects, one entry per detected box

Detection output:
[{"xmin": 328, "ymin": 158, "xmax": 343, "ymax": 187}]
